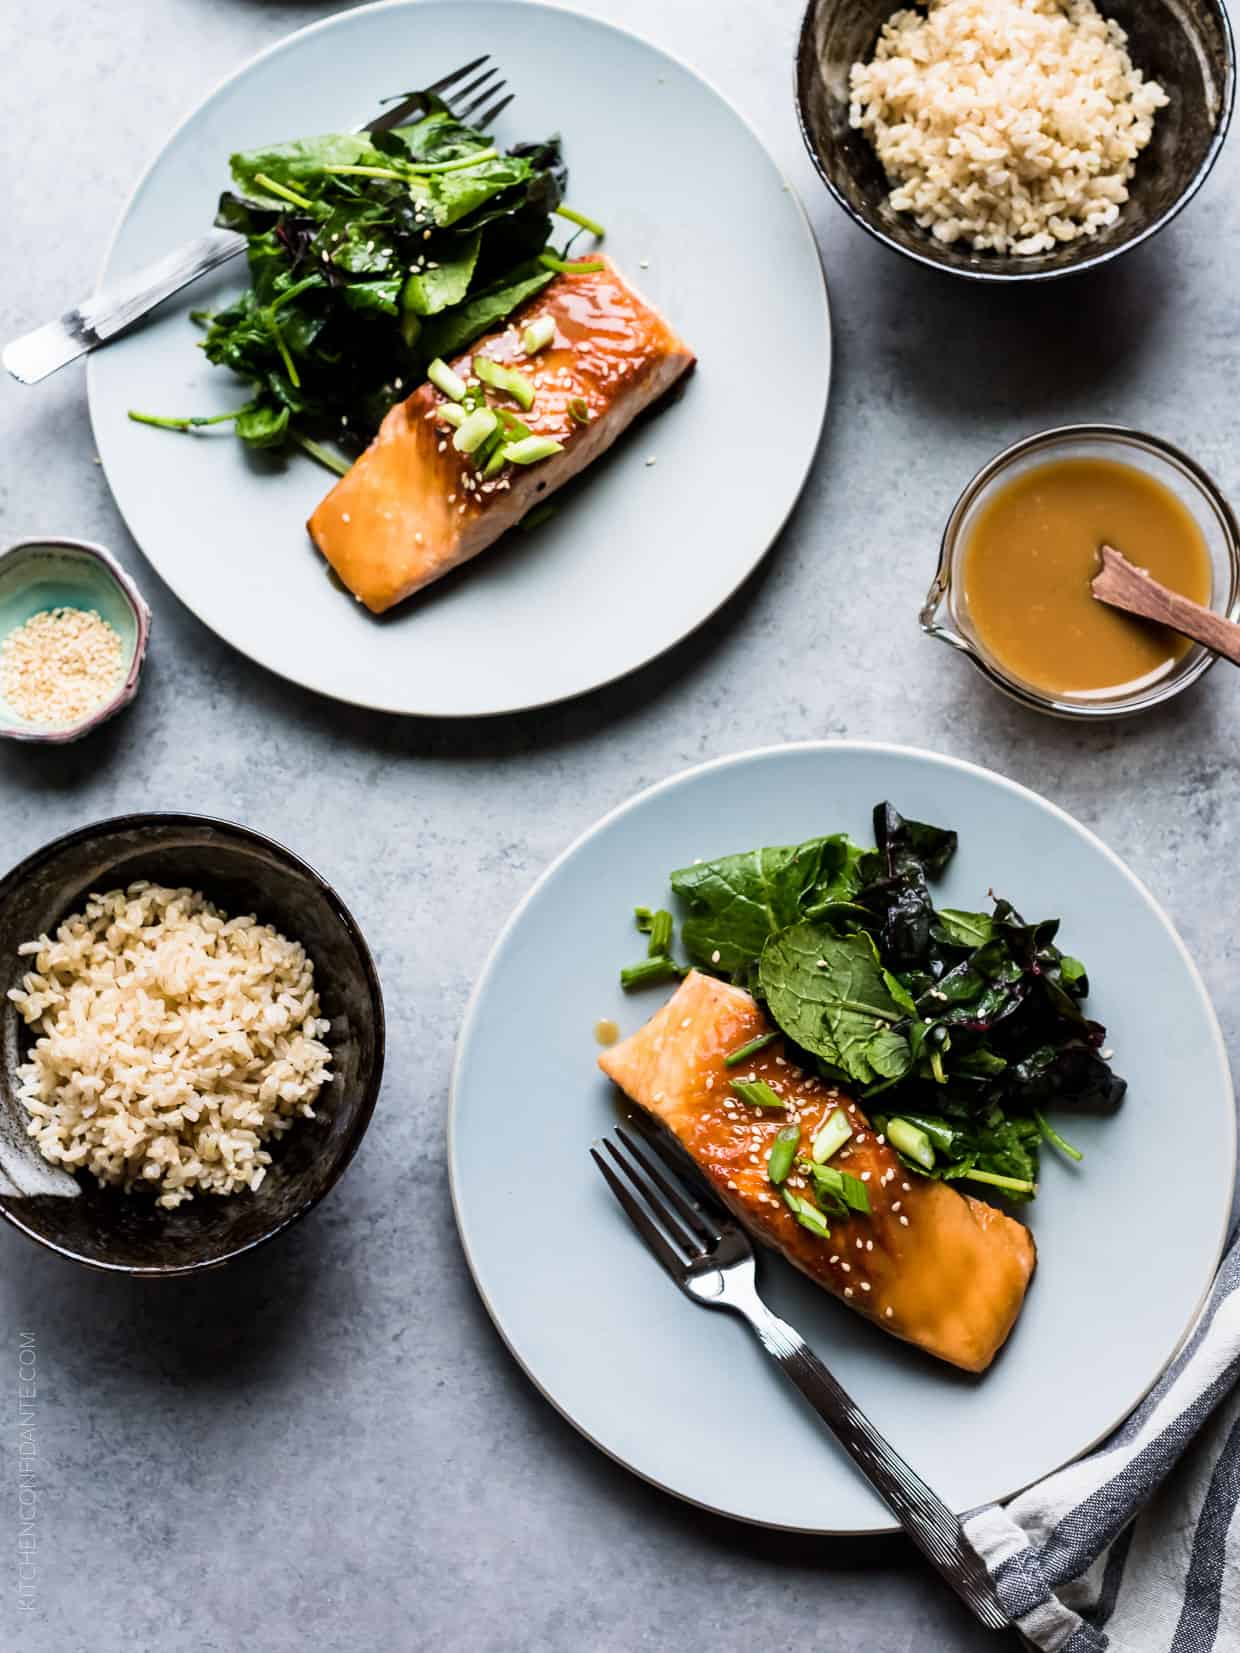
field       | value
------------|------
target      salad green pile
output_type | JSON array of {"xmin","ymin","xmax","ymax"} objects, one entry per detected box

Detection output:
[
  {"xmin": 129, "ymin": 94, "xmax": 601, "ymax": 471},
  {"xmin": 621, "ymin": 801, "xmax": 1126, "ymax": 1202}
]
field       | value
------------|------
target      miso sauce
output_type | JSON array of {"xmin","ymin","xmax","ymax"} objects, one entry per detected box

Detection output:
[
  {"xmin": 962, "ymin": 457, "xmax": 1212, "ymax": 696},
  {"xmin": 594, "ymin": 1018, "xmax": 620, "ymax": 1047}
]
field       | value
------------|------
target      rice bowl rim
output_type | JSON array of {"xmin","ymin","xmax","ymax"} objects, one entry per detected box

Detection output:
[
  {"xmin": 794, "ymin": 0, "xmax": 1237, "ymax": 283},
  {"xmin": 0, "ymin": 812, "xmax": 386, "ymax": 1277}
]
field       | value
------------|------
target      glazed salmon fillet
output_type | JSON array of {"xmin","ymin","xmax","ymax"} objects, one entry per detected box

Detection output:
[
  {"xmin": 599, "ymin": 971, "xmax": 1036, "ymax": 1373},
  {"xmin": 308, "ymin": 257, "xmax": 694, "ymax": 613}
]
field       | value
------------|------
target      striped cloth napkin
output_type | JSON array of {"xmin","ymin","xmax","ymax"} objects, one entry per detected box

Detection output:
[{"xmin": 964, "ymin": 1226, "xmax": 1240, "ymax": 1651}]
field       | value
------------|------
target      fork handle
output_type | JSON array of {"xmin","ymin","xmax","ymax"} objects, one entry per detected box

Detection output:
[
  {"xmin": 2, "ymin": 229, "xmax": 246, "ymax": 385},
  {"xmin": 741, "ymin": 1299, "xmax": 1008, "ymax": 1630}
]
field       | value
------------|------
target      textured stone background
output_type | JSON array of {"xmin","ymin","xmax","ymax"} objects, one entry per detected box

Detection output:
[{"xmin": 1, "ymin": 0, "xmax": 1237, "ymax": 1647}]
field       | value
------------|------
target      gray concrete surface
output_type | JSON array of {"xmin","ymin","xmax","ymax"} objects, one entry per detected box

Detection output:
[{"xmin": 1, "ymin": 0, "xmax": 1237, "ymax": 1648}]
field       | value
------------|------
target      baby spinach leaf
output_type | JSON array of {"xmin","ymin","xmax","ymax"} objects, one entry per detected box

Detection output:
[
  {"xmin": 865, "ymin": 1028, "xmax": 914, "ymax": 1081},
  {"xmin": 758, "ymin": 926, "xmax": 905, "ymax": 1085},
  {"xmin": 402, "ymin": 230, "xmax": 481, "ymax": 316},
  {"xmin": 418, "ymin": 266, "xmax": 554, "ymax": 361},
  {"xmin": 671, "ymin": 835, "xmax": 864, "ymax": 975},
  {"xmin": 932, "ymin": 909, "xmax": 995, "ymax": 948}
]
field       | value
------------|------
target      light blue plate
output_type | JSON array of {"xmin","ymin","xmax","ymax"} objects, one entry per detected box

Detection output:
[
  {"xmin": 450, "ymin": 743, "xmax": 1235, "ymax": 1533},
  {"xmin": 87, "ymin": 0, "xmax": 830, "ymax": 716}
]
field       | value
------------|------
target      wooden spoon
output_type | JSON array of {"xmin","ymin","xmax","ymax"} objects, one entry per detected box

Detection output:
[{"xmin": 1091, "ymin": 545, "xmax": 1240, "ymax": 668}]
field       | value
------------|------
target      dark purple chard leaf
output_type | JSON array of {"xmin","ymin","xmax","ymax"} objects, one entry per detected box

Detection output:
[
  {"xmin": 1004, "ymin": 1041, "xmax": 1127, "ymax": 1113},
  {"xmin": 857, "ymin": 803, "xmax": 959, "ymax": 969}
]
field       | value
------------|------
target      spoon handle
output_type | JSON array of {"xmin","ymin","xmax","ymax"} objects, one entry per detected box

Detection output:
[{"xmin": 1092, "ymin": 545, "xmax": 1240, "ymax": 669}]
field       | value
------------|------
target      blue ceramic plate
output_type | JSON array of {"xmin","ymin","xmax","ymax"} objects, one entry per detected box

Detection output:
[
  {"xmin": 87, "ymin": 0, "xmax": 830, "ymax": 716},
  {"xmin": 450, "ymin": 743, "xmax": 1235, "ymax": 1533}
]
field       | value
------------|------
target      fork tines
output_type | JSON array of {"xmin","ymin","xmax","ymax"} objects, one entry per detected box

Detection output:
[
  {"xmin": 365, "ymin": 55, "xmax": 513, "ymax": 137},
  {"xmin": 591, "ymin": 1127, "xmax": 723, "ymax": 1280}
]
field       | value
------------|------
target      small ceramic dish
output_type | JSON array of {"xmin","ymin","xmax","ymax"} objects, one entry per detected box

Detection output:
[
  {"xmin": 795, "ymin": 0, "xmax": 1235, "ymax": 283},
  {"xmin": 0, "ymin": 815, "xmax": 385, "ymax": 1275},
  {"xmin": 0, "ymin": 537, "xmax": 151, "ymax": 742},
  {"xmin": 922, "ymin": 424, "xmax": 1240, "ymax": 718}
]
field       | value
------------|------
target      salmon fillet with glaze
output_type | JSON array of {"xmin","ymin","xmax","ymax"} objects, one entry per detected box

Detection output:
[
  {"xmin": 599, "ymin": 971, "xmax": 1036, "ymax": 1373},
  {"xmin": 308, "ymin": 257, "xmax": 695, "ymax": 613}
]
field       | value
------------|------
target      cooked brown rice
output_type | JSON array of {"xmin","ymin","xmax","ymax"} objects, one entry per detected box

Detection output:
[
  {"xmin": 8, "ymin": 882, "xmax": 332, "ymax": 1209},
  {"xmin": 848, "ymin": 0, "xmax": 1169, "ymax": 255}
]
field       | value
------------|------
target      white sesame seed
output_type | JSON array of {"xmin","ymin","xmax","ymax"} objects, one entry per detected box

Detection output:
[
  {"xmin": 892, "ymin": 1201, "xmax": 901, "ymax": 1211},
  {"xmin": 415, "ymin": 532, "xmax": 424, "ymax": 545},
  {"xmin": 705, "ymin": 1075, "xmax": 714, "ymax": 1090},
  {"xmin": 829, "ymin": 1255, "xmax": 839, "ymax": 1264},
  {"xmin": 840, "ymin": 1261, "xmax": 851, "ymax": 1273},
  {"xmin": 876, "ymin": 1133, "xmax": 885, "ymax": 1145},
  {"xmin": 844, "ymin": 1287, "xmax": 854, "ymax": 1297},
  {"xmin": 860, "ymin": 1282, "xmax": 871, "ymax": 1292},
  {"xmin": 885, "ymin": 1307, "xmax": 893, "ymax": 1318},
  {"xmin": 681, "ymin": 1017, "xmax": 692, "ymax": 1029},
  {"xmin": 860, "ymin": 1171, "xmax": 871, "ymax": 1182},
  {"xmin": 902, "ymin": 1182, "xmax": 911, "ymax": 1192},
  {"xmin": 711, "ymin": 949, "xmax": 721, "ymax": 964},
  {"xmin": 865, "ymin": 1240, "xmax": 873, "ymax": 1251},
  {"xmin": 341, "ymin": 512, "xmax": 351, "ymax": 523},
  {"xmin": 899, "ymin": 1215, "xmax": 909, "ymax": 1226}
]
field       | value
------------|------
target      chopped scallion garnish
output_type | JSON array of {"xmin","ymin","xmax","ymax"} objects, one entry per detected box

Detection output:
[
  {"xmin": 729, "ymin": 1078, "xmax": 787, "ymax": 1111},
  {"xmin": 501, "ymin": 435, "xmax": 563, "ymax": 465},
  {"xmin": 437, "ymin": 403, "xmax": 467, "ymax": 429},
  {"xmin": 949, "ymin": 1167, "xmax": 1038, "ymax": 1196},
  {"xmin": 811, "ymin": 1109, "xmax": 853, "ymax": 1163},
  {"xmin": 620, "ymin": 956, "xmax": 683, "ymax": 991},
  {"xmin": 781, "ymin": 1187, "xmax": 830, "ymax": 1237},
  {"xmin": 567, "ymin": 398, "xmax": 591, "ymax": 425},
  {"xmin": 647, "ymin": 909, "xmax": 673, "ymax": 958},
  {"xmin": 452, "ymin": 407, "xmax": 498, "ymax": 455},
  {"xmin": 634, "ymin": 907, "xmax": 655, "ymax": 933},
  {"xmin": 474, "ymin": 356, "xmax": 536, "ymax": 411},
  {"xmin": 886, "ymin": 1117, "xmax": 936, "ymax": 1171},
  {"xmin": 767, "ymin": 1125, "xmax": 800, "ymax": 1186},
  {"xmin": 428, "ymin": 358, "xmax": 468, "ymax": 402},
  {"xmin": 723, "ymin": 1031, "xmax": 778, "ymax": 1069},
  {"xmin": 520, "ymin": 503, "xmax": 557, "ymax": 532},
  {"xmin": 521, "ymin": 316, "xmax": 556, "ymax": 355}
]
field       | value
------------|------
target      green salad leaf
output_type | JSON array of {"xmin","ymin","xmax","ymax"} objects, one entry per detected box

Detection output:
[{"xmin": 127, "ymin": 92, "xmax": 567, "ymax": 469}]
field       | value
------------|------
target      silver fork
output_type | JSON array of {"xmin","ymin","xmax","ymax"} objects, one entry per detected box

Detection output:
[
  {"xmin": 2, "ymin": 57, "xmax": 515, "ymax": 386},
  {"xmin": 591, "ymin": 1126, "xmax": 1010, "ymax": 1631}
]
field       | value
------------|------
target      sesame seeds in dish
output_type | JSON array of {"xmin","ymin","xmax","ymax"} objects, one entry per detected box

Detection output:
[
  {"xmin": 8, "ymin": 883, "xmax": 332, "ymax": 1209},
  {"xmin": 1, "ymin": 607, "xmax": 123, "ymax": 727}
]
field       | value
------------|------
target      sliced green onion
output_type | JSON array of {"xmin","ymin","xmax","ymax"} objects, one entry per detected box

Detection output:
[
  {"xmin": 452, "ymin": 407, "xmax": 498, "ymax": 455},
  {"xmin": 647, "ymin": 909, "xmax": 673, "ymax": 958},
  {"xmin": 887, "ymin": 1118, "xmax": 936, "ymax": 1171},
  {"xmin": 634, "ymin": 908, "xmax": 654, "ymax": 932},
  {"xmin": 481, "ymin": 444, "xmax": 509, "ymax": 479},
  {"xmin": 252, "ymin": 171, "xmax": 314, "ymax": 211},
  {"xmin": 539, "ymin": 253, "xmax": 605, "ymax": 275},
  {"xmin": 1034, "ymin": 1109, "xmax": 1084, "ymax": 1163},
  {"xmin": 620, "ymin": 956, "xmax": 683, "ymax": 991},
  {"xmin": 781, "ymin": 1187, "xmax": 830, "ymax": 1237},
  {"xmin": 555, "ymin": 205, "xmax": 606, "ymax": 238},
  {"xmin": 428, "ymin": 358, "xmax": 468, "ymax": 402},
  {"xmin": 724, "ymin": 1031, "xmax": 778, "ymax": 1068},
  {"xmin": 811, "ymin": 1109, "xmax": 853, "ymax": 1163},
  {"xmin": 474, "ymin": 356, "xmax": 535, "ymax": 411},
  {"xmin": 521, "ymin": 316, "xmax": 556, "ymax": 355},
  {"xmin": 767, "ymin": 1125, "xmax": 800, "ymax": 1186},
  {"xmin": 437, "ymin": 403, "xmax": 467, "ymax": 430},
  {"xmin": 809, "ymin": 1162, "xmax": 871, "ymax": 1215},
  {"xmin": 729, "ymin": 1078, "xmax": 787, "ymax": 1112},
  {"xmin": 567, "ymin": 398, "xmax": 591, "ymax": 425},
  {"xmin": 501, "ymin": 435, "xmax": 563, "ymax": 465}
]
